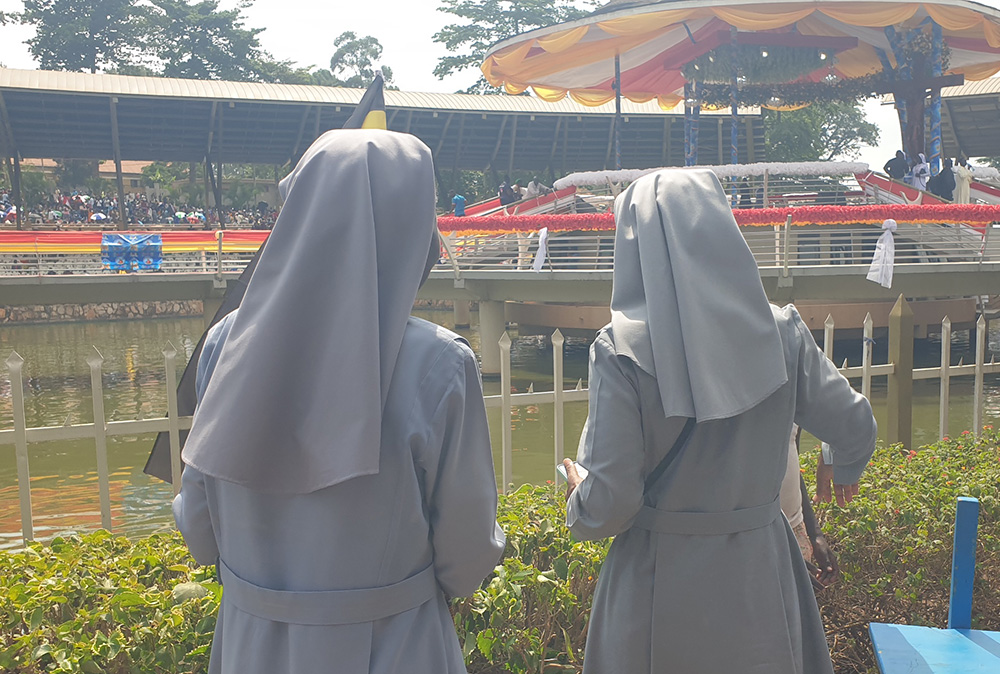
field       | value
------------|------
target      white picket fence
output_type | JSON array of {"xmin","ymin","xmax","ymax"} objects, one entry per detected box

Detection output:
[{"xmin": 3, "ymin": 312, "xmax": 999, "ymax": 546}]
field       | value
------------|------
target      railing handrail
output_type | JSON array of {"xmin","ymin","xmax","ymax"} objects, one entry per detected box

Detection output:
[{"xmin": 4, "ymin": 305, "xmax": 999, "ymax": 545}]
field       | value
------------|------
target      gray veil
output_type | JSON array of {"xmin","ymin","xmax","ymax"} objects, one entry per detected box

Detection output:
[
  {"xmin": 181, "ymin": 130, "xmax": 438, "ymax": 494},
  {"xmin": 610, "ymin": 169, "xmax": 787, "ymax": 421}
]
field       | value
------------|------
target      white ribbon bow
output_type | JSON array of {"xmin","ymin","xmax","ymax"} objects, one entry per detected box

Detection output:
[{"xmin": 866, "ymin": 219, "xmax": 897, "ymax": 289}]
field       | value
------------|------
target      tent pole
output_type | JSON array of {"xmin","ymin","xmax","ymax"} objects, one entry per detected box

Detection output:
[
  {"xmin": 929, "ymin": 20, "xmax": 943, "ymax": 176},
  {"xmin": 614, "ymin": 53, "xmax": 622, "ymax": 171}
]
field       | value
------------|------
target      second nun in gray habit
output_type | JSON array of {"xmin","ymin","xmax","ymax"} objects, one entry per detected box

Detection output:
[
  {"xmin": 566, "ymin": 169, "xmax": 876, "ymax": 674},
  {"xmin": 173, "ymin": 130, "xmax": 505, "ymax": 674}
]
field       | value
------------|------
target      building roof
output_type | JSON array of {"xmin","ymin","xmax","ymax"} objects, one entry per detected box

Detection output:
[
  {"xmin": 940, "ymin": 77, "xmax": 1000, "ymax": 158},
  {"xmin": 0, "ymin": 67, "xmax": 763, "ymax": 172}
]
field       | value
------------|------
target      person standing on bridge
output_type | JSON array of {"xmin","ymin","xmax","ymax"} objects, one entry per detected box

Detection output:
[
  {"xmin": 883, "ymin": 150, "xmax": 908, "ymax": 181},
  {"xmin": 562, "ymin": 168, "xmax": 877, "ymax": 674},
  {"xmin": 954, "ymin": 157, "xmax": 974, "ymax": 204},
  {"xmin": 173, "ymin": 130, "xmax": 505, "ymax": 674}
]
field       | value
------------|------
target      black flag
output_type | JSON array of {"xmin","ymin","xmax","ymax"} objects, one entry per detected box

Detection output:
[{"xmin": 144, "ymin": 73, "xmax": 389, "ymax": 483}]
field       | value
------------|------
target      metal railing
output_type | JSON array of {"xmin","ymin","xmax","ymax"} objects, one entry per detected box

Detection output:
[
  {"xmin": 7, "ymin": 222, "xmax": 990, "ymax": 278},
  {"xmin": 3, "ymin": 300, "xmax": 999, "ymax": 544}
]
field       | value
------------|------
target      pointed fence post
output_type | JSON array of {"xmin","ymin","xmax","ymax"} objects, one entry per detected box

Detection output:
[
  {"xmin": 824, "ymin": 314, "xmax": 835, "ymax": 361},
  {"xmin": 973, "ymin": 315, "xmax": 986, "ymax": 438},
  {"xmin": 86, "ymin": 347, "xmax": 112, "ymax": 531},
  {"xmin": 887, "ymin": 295, "xmax": 914, "ymax": 449},
  {"xmin": 499, "ymin": 332, "xmax": 512, "ymax": 493},
  {"xmin": 862, "ymin": 312, "xmax": 874, "ymax": 400},
  {"xmin": 6, "ymin": 351, "xmax": 33, "ymax": 544},
  {"xmin": 940, "ymin": 316, "xmax": 951, "ymax": 440},
  {"xmin": 552, "ymin": 329, "xmax": 565, "ymax": 487},
  {"xmin": 163, "ymin": 343, "xmax": 183, "ymax": 496}
]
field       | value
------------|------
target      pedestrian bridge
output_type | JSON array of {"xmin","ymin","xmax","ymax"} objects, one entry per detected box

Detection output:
[{"xmin": 2, "ymin": 218, "xmax": 999, "ymax": 372}]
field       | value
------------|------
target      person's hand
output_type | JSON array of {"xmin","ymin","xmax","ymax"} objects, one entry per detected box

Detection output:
[
  {"xmin": 815, "ymin": 457, "xmax": 834, "ymax": 504},
  {"xmin": 810, "ymin": 535, "xmax": 839, "ymax": 587},
  {"xmin": 563, "ymin": 459, "xmax": 583, "ymax": 501},
  {"xmin": 833, "ymin": 482, "xmax": 859, "ymax": 507},
  {"xmin": 804, "ymin": 561, "xmax": 826, "ymax": 591}
]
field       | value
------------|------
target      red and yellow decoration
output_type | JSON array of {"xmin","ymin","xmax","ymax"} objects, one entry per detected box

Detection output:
[
  {"xmin": 481, "ymin": 0, "xmax": 1000, "ymax": 110},
  {"xmin": 439, "ymin": 204, "xmax": 1000, "ymax": 237},
  {"xmin": 0, "ymin": 231, "xmax": 269, "ymax": 254}
]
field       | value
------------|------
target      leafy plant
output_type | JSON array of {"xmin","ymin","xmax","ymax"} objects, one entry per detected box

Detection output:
[{"xmin": 2, "ymin": 432, "xmax": 998, "ymax": 674}]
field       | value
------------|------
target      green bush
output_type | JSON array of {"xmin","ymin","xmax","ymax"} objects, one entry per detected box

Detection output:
[{"xmin": 2, "ymin": 431, "xmax": 998, "ymax": 674}]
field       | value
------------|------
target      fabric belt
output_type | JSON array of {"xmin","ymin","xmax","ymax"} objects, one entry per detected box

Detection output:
[
  {"xmin": 632, "ymin": 496, "xmax": 781, "ymax": 536},
  {"xmin": 218, "ymin": 559, "xmax": 439, "ymax": 626}
]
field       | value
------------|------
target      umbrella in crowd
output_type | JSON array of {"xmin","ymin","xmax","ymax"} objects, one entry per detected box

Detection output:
[{"xmin": 90, "ymin": 213, "xmax": 107, "ymax": 222}]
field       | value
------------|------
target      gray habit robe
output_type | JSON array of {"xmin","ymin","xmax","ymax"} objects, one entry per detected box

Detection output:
[
  {"xmin": 568, "ymin": 305, "xmax": 876, "ymax": 674},
  {"xmin": 174, "ymin": 312, "xmax": 506, "ymax": 674}
]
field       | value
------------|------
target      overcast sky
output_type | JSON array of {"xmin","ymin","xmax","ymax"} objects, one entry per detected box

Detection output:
[{"xmin": 3, "ymin": 0, "xmax": 998, "ymax": 169}]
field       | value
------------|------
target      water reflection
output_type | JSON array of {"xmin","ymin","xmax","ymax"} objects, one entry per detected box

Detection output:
[{"xmin": 1, "ymin": 311, "xmax": 998, "ymax": 548}]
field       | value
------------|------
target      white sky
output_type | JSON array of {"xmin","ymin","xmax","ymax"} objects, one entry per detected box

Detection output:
[{"xmin": 0, "ymin": 0, "xmax": 994, "ymax": 169}]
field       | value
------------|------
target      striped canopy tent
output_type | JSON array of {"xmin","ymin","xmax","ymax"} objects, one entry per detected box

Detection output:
[{"xmin": 482, "ymin": 0, "xmax": 1000, "ymax": 173}]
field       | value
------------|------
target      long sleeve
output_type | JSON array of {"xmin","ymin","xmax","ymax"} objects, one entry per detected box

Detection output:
[
  {"xmin": 172, "ymin": 464, "xmax": 219, "ymax": 566},
  {"xmin": 420, "ymin": 342, "xmax": 505, "ymax": 598},
  {"xmin": 172, "ymin": 312, "xmax": 235, "ymax": 566},
  {"xmin": 790, "ymin": 310, "xmax": 877, "ymax": 485},
  {"xmin": 566, "ymin": 334, "xmax": 646, "ymax": 541}
]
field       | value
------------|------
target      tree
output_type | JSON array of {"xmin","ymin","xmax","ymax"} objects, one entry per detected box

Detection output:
[
  {"xmin": 149, "ymin": 0, "xmax": 270, "ymax": 81},
  {"xmin": 18, "ymin": 167, "xmax": 54, "ymax": 209},
  {"xmin": 141, "ymin": 161, "xmax": 190, "ymax": 189},
  {"xmin": 20, "ymin": 0, "xmax": 154, "ymax": 73},
  {"xmin": 433, "ymin": 0, "xmax": 587, "ymax": 94},
  {"xmin": 53, "ymin": 159, "xmax": 100, "ymax": 191},
  {"xmin": 764, "ymin": 102, "xmax": 880, "ymax": 162},
  {"xmin": 324, "ymin": 31, "xmax": 394, "ymax": 88}
]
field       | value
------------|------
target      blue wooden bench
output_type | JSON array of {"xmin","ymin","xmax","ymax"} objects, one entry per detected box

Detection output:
[{"xmin": 869, "ymin": 497, "xmax": 1000, "ymax": 672}]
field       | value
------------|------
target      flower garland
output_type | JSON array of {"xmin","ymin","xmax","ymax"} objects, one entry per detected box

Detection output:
[{"xmin": 437, "ymin": 204, "xmax": 1000, "ymax": 237}]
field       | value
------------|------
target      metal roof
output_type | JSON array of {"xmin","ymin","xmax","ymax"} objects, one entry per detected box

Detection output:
[
  {"xmin": 940, "ymin": 77, "xmax": 1000, "ymax": 158},
  {"xmin": 0, "ymin": 67, "xmax": 762, "ymax": 172}
]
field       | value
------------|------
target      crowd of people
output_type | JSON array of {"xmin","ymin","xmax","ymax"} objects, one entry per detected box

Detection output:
[
  {"xmin": 173, "ymin": 129, "xmax": 877, "ymax": 674},
  {"xmin": 883, "ymin": 150, "xmax": 975, "ymax": 202},
  {"xmin": 0, "ymin": 188, "xmax": 280, "ymax": 229}
]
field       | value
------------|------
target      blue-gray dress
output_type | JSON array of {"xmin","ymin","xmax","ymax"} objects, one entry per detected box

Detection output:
[
  {"xmin": 174, "ymin": 313, "xmax": 505, "ymax": 674},
  {"xmin": 568, "ymin": 305, "xmax": 877, "ymax": 674}
]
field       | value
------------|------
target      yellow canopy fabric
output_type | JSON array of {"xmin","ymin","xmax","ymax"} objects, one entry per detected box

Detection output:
[{"xmin": 481, "ymin": 0, "xmax": 1000, "ymax": 104}]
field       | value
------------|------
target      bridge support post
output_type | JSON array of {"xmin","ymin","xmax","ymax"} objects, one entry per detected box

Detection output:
[
  {"xmin": 887, "ymin": 294, "xmax": 914, "ymax": 449},
  {"xmin": 202, "ymin": 296, "xmax": 224, "ymax": 330},
  {"xmin": 479, "ymin": 301, "xmax": 506, "ymax": 376},
  {"xmin": 453, "ymin": 300, "xmax": 471, "ymax": 328}
]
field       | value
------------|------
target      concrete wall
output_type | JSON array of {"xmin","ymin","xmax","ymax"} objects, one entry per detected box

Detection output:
[{"xmin": 0, "ymin": 300, "xmax": 203, "ymax": 324}]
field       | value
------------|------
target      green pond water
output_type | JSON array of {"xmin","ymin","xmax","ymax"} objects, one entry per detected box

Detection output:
[{"xmin": 1, "ymin": 310, "xmax": 998, "ymax": 549}]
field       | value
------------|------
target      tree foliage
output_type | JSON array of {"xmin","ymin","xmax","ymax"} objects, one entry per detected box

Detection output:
[
  {"xmin": 433, "ymin": 0, "xmax": 588, "ymax": 94},
  {"xmin": 763, "ymin": 101, "xmax": 880, "ymax": 162},
  {"xmin": 325, "ymin": 31, "xmax": 394, "ymax": 88},
  {"xmin": 17, "ymin": 2, "xmax": 395, "ymax": 89},
  {"xmin": 148, "ymin": 0, "xmax": 269, "ymax": 81},
  {"xmin": 20, "ymin": 0, "xmax": 155, "ymax": 73}
]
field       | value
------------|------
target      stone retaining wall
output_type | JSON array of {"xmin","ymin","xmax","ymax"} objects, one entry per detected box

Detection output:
[{"xmin": 0, "ymin": 300, "xmax": 204, "ymax": 324}]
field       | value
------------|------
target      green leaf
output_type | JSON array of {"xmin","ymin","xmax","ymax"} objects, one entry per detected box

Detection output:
[
  {"xmin": 32, "ymin": 643, "xmax": 52, "ymax": 660},
  {"xmin": 28, "ymin": 606, "xmax": 44, "ymax": 631}
]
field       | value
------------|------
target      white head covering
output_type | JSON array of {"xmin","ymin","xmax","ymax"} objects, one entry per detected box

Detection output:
[
  {"xmin": 182, "ymin": 130, "xmax": 438, "ymax": 494},
  {"xmin": 866, "ymin": 218, "xmax": 897, "ymax": 289},
  {"xmin": 610, "ymin": 169, "xmax": 788, "ymax": 421}
]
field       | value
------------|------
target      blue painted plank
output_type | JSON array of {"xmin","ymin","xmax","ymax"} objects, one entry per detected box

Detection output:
[
  {"xmin": 870, "ymin": 624, "xmax": 1000, "ymax": 673},
  {"xmin": 948, "ymin": 497, "xmax": 979, "ymax": 630},
  {"xmin": 961, "ymin": 630, "xmax": 1000, "ymax": 660}
]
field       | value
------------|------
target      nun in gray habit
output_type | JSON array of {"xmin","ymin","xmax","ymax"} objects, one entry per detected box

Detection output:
[
  {"xmin": 564, "ymin": 169, "xmax": 877, "ymax": 673},
  {"xmin": 173, "ymin": 130, "xmax": 505, "ymax": 674}
]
